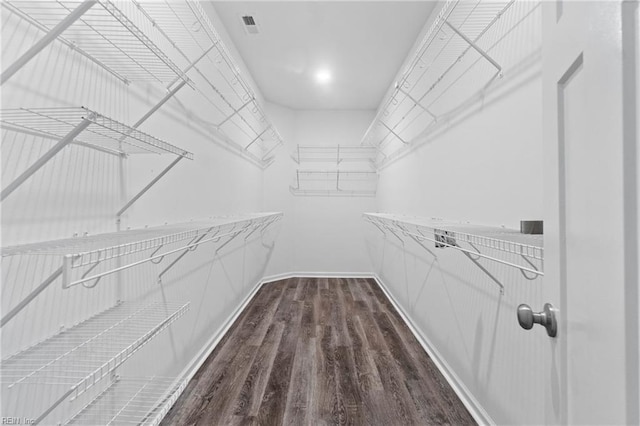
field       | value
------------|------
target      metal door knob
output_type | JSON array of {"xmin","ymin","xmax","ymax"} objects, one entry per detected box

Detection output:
[{"xmin": 517, "ymin": 303, "xmax": 558, "ymax": 337}]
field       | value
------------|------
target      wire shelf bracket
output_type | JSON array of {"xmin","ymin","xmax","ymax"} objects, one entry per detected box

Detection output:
[
  {"xmin": 116, "ymin": 154, "xmax": 187, "ymax": 220},
  {"xmin": 156, "ymin": 214, "xmax": 281, "ymax": 284},
  {"xmin": 0, "ymin": 267, "xmax": 63, "ymax": 328},
  {"xmin": 364, "ymin": 213, "xmax": 543, "ymax": 293},
  {"xmin": 114, "ymin": 45, "xmax": 224, "ymax": 220},
  {"xmin": 443, "ymin": 19, "xmax": 503, "ymax": 76}
]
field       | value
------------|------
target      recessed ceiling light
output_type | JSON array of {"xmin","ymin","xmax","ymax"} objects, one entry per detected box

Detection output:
[{"xmin": 315, "ymin": 69, "xmax": 332, "ymax": 84}]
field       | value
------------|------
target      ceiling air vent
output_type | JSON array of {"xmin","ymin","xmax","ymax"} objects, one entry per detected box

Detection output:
[{"xmin": 241, "ymin": 15, "xmax": 260, "ymax": 35}]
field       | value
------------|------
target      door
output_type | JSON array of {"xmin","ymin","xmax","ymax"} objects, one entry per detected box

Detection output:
[{"xmin": 541, "ymin": 1, "xmax": 639, "ymax": 424}]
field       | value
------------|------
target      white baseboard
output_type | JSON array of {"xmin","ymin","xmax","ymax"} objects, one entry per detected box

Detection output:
[
  {"xmin": 260, "ymin": 271, "xmax": 374, "ymax": 284},
  {"xmin": 371, "ymin": 273, "xmax": 494, "ymax": 426}
]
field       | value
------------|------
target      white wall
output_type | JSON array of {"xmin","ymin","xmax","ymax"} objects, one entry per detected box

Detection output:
[
  {"xmin": 370, "ymin": 2, "xmax": 545, "ymax": 425},
  {"xmin": 0, "ymin": 2, "xmax": 275, "ymax": 423},
  {"xmin": 263, "ymin": 105, "xmax": 376, "ymax": 276}
]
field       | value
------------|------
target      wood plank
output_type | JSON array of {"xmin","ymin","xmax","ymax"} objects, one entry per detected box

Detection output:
[
  {"xmin": 293, "ymin": 276, "xmax": 306, "ymax": 301},
  {"xmin": 334, "ymin": 345, "xmax": 364, "ymax": 425},
  {"xmin": 232, "ymin": 322, "xmax": 285, "ymax": 418},
  {"xmin": 195, "ymin": 342, "xmax": 258, "ymax": 425},
  {"xmin": 314, "ymin": 325, "xmax": 342, "ymax": 425},
  {"xmin": 255, "ymin": 299, "xmax": 303, "ymax": 424},
  {"xmin": 333, "ymin": 278, "xmax": 351, "ymax": 347},
  {"xmin": 372, "ymin": 349, "xmax": 422, "ymax": 424},
  {"xmin": 245, "ymin": 282, "xmax": 286, "ymax": 346},
  {"xmin": 283, "ymin": 337, "xmax": 315, "ymax": 425}
]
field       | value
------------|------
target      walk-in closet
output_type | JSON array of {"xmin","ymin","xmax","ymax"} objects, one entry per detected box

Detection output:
[{"xmin": 1, "ymin": 1, "xmax": 638, "ymax": 425}]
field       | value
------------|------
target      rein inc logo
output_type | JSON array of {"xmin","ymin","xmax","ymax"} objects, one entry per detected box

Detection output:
[{"xmin": 1, "ymin": 418, "xmax": 35, "ymax": 425}]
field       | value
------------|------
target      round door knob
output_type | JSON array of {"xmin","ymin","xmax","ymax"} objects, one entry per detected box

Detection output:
[
  {"xmin": 517, "ymin": 304, "xmax": 535, "ymax": 330},
  {"xmin": 517, "ymin": 303, "xmax": 558, "ymax": 338}
]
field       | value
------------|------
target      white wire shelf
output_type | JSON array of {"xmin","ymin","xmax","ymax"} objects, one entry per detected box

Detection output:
[
  {"xmin": 2, "ymin": 212, "xmax": 282, "ymax": 288},
  {"xmin": 290, "ymin": 170, "xmax": 378, "ymax": 197},
  {"xmin": 65, "ymin": 376, "xmax": 183, "ymax": 426},
  {"xmin": 361, "ymin": 0, "xmax": 516, "ymax": 164},
  {"xmin": 364, "ymin": 213, "xmax": 543, "ymax": 280},
  {"xmin": 131, "ymin": 1, "xmax": 284, "ymax": 166},
  {"xmin": 2, "ymin": 0, "xmax": 187, "ymax": 85},
  {"xmin": 0, "ymin": 107, "xmax": 193, "ymax": 158},
  {"xmin": 291, "ymin": 145, "xmax": 379, "ymax": 166},
  {"xmin": 1, "ymin": 301, "xmax": 189, "ymax": 401}
]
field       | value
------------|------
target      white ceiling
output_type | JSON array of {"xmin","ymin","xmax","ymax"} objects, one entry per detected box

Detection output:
[{"xmin": 211, "ymin": 2, "xmax": 437, "ymax": 110}]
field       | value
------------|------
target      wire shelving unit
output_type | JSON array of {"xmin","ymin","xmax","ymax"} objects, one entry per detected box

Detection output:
[
  {"xmin": 130, "ymin": 1, "xmax": 284, "ymax": 167},
  {"xmin": 1, "ymin": 0, "xmax": 188, "ymax": 86},
  {"xmin": 364, "ymin": 213, "xmax": 543, "ymax": 292},
  {"xmin": 0, "ymin": 107, "xmax": 193, "ymax": 157},
  {"xmin": 0, "ymin": 300, "xmax": 190, "ymax": 423},
  {"xmin": 64, "ymin": 376, "xmax": 183, "ymax": 426},
  {"xmin": 290, "ymin": 170, "xmax": 378, "ymax": 197},
  {"xmin": 291, "ymin": 145, "xmax": 378, "ymax": 167},
  {"xmin": 0, "ymin": 106, "xmax": 193, "ymax": 204},
  {"xmin": 360, "ymin": 0, "xmax": 516, "ymax": 166},
  {"xmin": 2, "ymin": 212, "xmax": 282, "ymax": 289},
  {"xmin": 0, "ymin": 213, "xmax": 281, "ymax": 422}
]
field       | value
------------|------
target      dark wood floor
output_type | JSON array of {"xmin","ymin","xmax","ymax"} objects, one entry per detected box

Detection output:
[{"xmin": 162, "ymin": 277, "xmax": 475, "ymax": 426}]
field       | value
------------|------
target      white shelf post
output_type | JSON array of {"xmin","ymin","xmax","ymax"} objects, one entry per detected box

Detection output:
[{"xmin": 0, "ymin": 0, "xmax": 97, "ymax": 85}]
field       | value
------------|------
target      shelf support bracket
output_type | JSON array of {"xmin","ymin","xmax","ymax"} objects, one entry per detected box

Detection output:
[
  {"xmin": 246, "ymin": 217, "xmax": 276, "ymax": 242},
  {"xmin": 519, "ymin": 255, "xmax": 540, "ymax": 280},
  {"xmin": 461, "ymin": 251, "xmax": 505, "ymax": 294},
  {"xmin": 215, "ymin": 231, "xmax": 241, "ymax": 254},
  {"xmin": 157, "ymin": 227, "xmax": 217, "ymax": 283},
  {"xmin": 129, "ymin": 80, "xmax": 188, "ymax": 132},
  {"xmin": 217, "ymin": 98, "xmax": 254, "ymax": 128},
  {"xmin": 407, "ymin": 234, "xmax": 438, "ymax": 258},
  {"xmin": 1, "ymin": 0, "xmax": 97, "ymax": 85},
  {"xmin": 119, "ymin": 44, "xmax": 212, "ymax": 144},
  {"xmin": 394, "ymin": 83, "xmax": 438, "ymax": 120},
  {"xmin": 293, "ymin": 170, "xmax": 300, "ymax": 190},
  {"xmin": 1, "ymin": 117, "xmax": 93, "ymax": 201},
  {"xmin": 379, "ymin": 120, "xmax": 408, "ymax": 144},
  {"xmin": 262, "ymin": 139, "xmax": 282, "ymax": 161},
  {"xmin": 368, "ymin": 220, "xmax": 388, "ymax": 237},
  {"xmin": 379, "ymin": 222, "xmax": 404, "ymax": 245},
  {"xmin": 244, "ymin": 224, "xmax": 261, "ymax": 241},
  {"xmin": 1, "ymin": 266, "xmax": 63, "ymax": 327},
  {"xmin": 116, "ymin": 153, "xmax": 187, "ymax": 218},
  {"xmin": 245, "ymin": 127, "xmax": 270, "ymax": 151},
  {"xmin": 166, "ymin": 43, "xmax": 217, "ymax": 90},
  {"xmin": 80, "ymin": 262, "xmax": 103, "ymax": 288},
  {"xmin": 395, "ymin": 222, "xmax": 438, "ymax": 258},
  {"xmin": 443, "ymin": 20, "xmax": 502, "ymax": 75}
]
